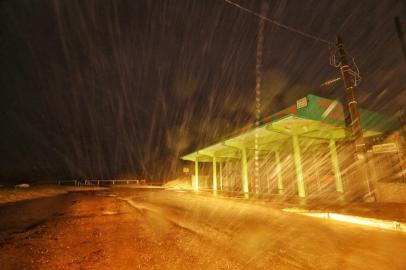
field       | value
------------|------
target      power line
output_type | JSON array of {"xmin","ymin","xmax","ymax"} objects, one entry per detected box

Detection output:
[{"xmin": 223, "ymin": 0, "xmax": 332, "ymax": 45}]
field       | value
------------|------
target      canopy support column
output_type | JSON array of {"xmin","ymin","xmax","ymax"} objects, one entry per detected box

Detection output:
[
  {"xmin": 219, "ymin": 161, "xmax": 223, "ymax": 191},
  {"xmin": 292, "ymin": 135, "xmax": 306, "ymax": 198},
  {"xmin": 212, "ymin": 156, "xmax": 217, "ymax": 191},
  {"xmin": 194, "ymin": 159, "xmax": 199, "ymax": 191},
  {"xmin": 275, "ymin": 150, "xmax": 283, "ymax": 194},
  {"xmin": 241, "ymin": 148, "xmax": 249, "ymax": 194},
  {"xmin": 329, "ymin": 139, "xmax": 344, "ymax": 192}
]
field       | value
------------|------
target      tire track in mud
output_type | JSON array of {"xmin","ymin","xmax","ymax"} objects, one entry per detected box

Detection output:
[
  {"xmin": 117, "ymin": 195, "xmax": 305, "ymax": 269},
  {"xmin": 115, "ymin": 192, "xmax": 341, "ymax": 270},
  {"xmin": 119, "ymin": 197, "xmax": 217, "ymax": 236},
  {"xmin": 117, "ymin": 195, "xmax": 255, "ymax": 269}
]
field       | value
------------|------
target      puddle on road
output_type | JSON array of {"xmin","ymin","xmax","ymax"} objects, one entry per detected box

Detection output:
[{"xmin": 101, "ymin": 211, "xmax": 118, "ymax": 216}]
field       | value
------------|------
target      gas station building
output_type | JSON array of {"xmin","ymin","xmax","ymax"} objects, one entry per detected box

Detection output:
[{"xmin": 181, "ymin": 94, "xmax": 404, "ymax": 199}]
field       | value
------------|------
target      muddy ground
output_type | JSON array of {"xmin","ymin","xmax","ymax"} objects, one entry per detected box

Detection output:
[{"xmin": 1, "ymin": 189, "xmax": 406, "ymax": 270}]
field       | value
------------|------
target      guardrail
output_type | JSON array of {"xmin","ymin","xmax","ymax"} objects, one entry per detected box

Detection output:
[{"xmin": 58, "ymin": 179, "xmax": 144, "ymax": 186}]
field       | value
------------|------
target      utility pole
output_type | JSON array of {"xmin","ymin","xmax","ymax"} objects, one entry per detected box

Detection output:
[
  {"xmin": 394, "ymin": 17, "xmax": 406, "ymax": 182},
  {"xmin": 398, "ymin": 113, "xmax": 406, "ymax": 182},
  {"xmin": 336, "ymin": 36, "xmax": 374, "ymax": 201},
  {"xmin": 394, "ymin": 17, "xmax": 406, "ymax": 65}
]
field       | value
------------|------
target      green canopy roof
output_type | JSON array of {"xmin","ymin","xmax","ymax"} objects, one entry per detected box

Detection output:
[{"xmin": 181, "ymin": 94, "xmax": 400, "ymax": 162}]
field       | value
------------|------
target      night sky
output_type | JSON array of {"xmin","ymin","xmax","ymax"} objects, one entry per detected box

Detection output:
[{"xmin": 1, "ymin": 0, "xmax": 405, "ymax": 182}]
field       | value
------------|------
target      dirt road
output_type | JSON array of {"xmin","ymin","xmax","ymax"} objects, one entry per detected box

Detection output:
[{"xmin": 1, "ymin": 189, "xmax": 405, "ymax": 270}]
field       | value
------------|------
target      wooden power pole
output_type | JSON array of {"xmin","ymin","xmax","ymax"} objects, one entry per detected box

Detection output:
[
  {"xmin": 394, "ymin": 17, "xmax": 406, "ymax": 65},
  {"xmin": 336, "ymin": 36, "xmax": 375, "ymax": 201}
]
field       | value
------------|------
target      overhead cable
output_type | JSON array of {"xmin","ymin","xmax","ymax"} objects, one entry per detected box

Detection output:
[{"xmin": 223, "ymin": 0, "xmax": 332, "ymax": 45}]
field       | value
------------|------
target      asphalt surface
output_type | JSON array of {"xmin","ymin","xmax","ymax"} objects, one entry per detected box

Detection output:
[{"xmin": 1, "ymin": 188, "xmax": 406, "ymax": 270}]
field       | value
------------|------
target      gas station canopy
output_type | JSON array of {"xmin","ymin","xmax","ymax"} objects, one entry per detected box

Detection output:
[{"xmin": 181, "ymin": 94, "xmax": 400, "ymax": 162}]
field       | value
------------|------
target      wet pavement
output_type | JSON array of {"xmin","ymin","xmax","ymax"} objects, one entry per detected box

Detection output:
[{"xmin": 1, "ymin": 188, "xmax": 406, "ymax": 269}]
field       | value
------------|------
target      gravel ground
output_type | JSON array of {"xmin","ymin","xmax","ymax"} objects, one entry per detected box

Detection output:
[{"xmin": 0, "ymin": 185, "xmax": 107, "ymax": 204}]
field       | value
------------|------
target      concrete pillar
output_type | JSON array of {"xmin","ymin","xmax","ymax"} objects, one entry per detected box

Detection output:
[
  {"xmin": 212, "ymin": 156, "xmax": 217, "ymax": 191},
  {"xmin": 219, "ymin": 161, "xmax": 223, "ymax": 191},
  {"xmin": 241, "ymin": 147, "xmax": 249, "ymax": 194},
  {"xmin": 329, "ymin": 139, "xmax": 344, "ymax": 192},
  {"xmin": 194, "ymin": 159, "xmax": 199, "ymax": 191},
  {"xmin": 312, "ymin": 151, "xmax": 321, "ymax": 191},
  {"xmin": 292, "ymin": 135, "xmax": 306, "ymax": 197},
  {"xmin": 275, "ymin": 150, "xmax": 284, "ymax": 194}
]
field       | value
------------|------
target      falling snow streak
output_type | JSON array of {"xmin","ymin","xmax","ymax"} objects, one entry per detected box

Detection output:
[{"xmin": 254, "ymin": 1, "xmax": 268, "ymax": 194}]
